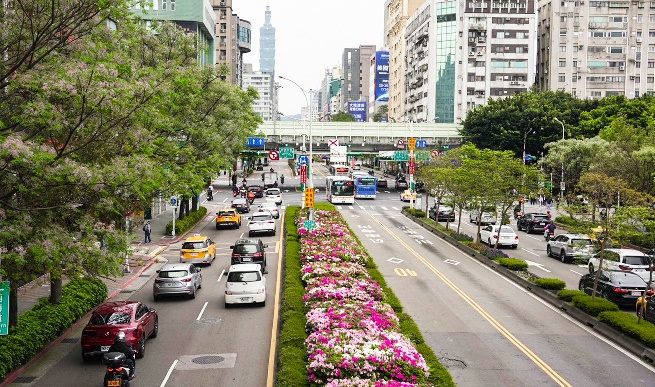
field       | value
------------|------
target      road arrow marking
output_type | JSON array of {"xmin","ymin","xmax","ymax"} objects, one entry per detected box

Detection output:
[
  {"xmin": 444, "ymin": 259, "xmax": 460, "ymax": 265},
  {"xmin": 525, "ymin": 260, "xmax": 552, "ymax": 272},
  {"xmin": 387, "ymin": 257, "xmax": 404, "ymax": 264}
]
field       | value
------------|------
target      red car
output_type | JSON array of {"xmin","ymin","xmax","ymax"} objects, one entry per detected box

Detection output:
[{"xmin": 81, "ymin": 301, "xmax": 158, "ymax": 361}]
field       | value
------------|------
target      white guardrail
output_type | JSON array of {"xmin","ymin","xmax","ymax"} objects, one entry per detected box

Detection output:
[{"xmin": 258, "ymin": 121, "xmax": 463, "ymax": 140}]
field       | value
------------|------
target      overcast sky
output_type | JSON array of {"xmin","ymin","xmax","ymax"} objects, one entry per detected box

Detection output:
[{"xmin": 234, "ymin": 0, "xmax": 384, "ymax": 116}]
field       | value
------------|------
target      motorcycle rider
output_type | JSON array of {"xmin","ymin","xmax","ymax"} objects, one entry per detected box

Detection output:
[
  {"xmin": 247, "ymin": 189, "xmax": 255, "ymax": 204},
  {"xmin": 108, "ymin": 331, "xmax": 135, "ymax": 379},
  {"xmin": 280, "ymin": 174, "xmax": 285, "ymax": 185},
  {"xmin": 207, "ymin": 185, "xmax": 213, "ymax": 201},
  {"xmin": 544, "ymin": 221, "xmax": 556, "ymax": 241}
]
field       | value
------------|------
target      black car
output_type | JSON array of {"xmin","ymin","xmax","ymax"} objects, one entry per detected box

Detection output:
[
  {"xmin": 428, "ymin": 205, "xmax": 455, "ymax": 222},
  {"xmin": 395, "ymin": 178, "xmax": 408, "ymax": 190},
  {"xmin": 231, "ymin": 198, "xmax": 250, "ymax": 213},
  {"xmin": 248, "ymin": 185, "xmax": 264, "ymax": 198},
  {"xmin": 516, "ymin": 213, "xmax": 550, "ymax": 233},
  {"xmin": 377, "ymin": 179, "xmax": 388, "ymax": 188},
  {"xmin": 230, "ymin": 239, "xmax": 268, "ymax": 273},
  {"xmin": 579, "ymin": 270, "xmax": 648, "ymax": 307}
]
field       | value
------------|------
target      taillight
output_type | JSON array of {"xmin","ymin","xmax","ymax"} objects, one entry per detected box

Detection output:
[
  {"xmin": 225, "ymin": 290, "xmax": 233, "ymax": 295},
  {"xmin": 618, "ymin": 264, "xmax": 632, "ymax": 271},
  {"xmin": 515, "ymin": 235, "xmax": 519, "ymax": 240},
  {"xmin": 257, "ymin": 288, "xmax": 265, "ymax": 294},
  {"xmin": 647, "ymin": 289, "xmax": 654, "ymax": 296},
  {"xmin": 254, "ymin": 252, "xmax": 263, "ymax": 257},
  {"xmin": 155, "ymin": 279, "xmax": 164, "ymax": 284},
  {"xmin": 107, "ymin": 367, "xmax": 124, "ymax": 373},
  {"xmin": 613, "ymin": 287, "xmax": 629, "ymax": 294},
  {"xmin": 181, "ymin": 278, "xmax": 192, "ymax": 283}
]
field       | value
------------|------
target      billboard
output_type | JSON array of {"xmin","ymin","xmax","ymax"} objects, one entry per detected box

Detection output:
[
  {"xmin": 374, "ymin": 51, "xmax": 390, "ymax": 102},
  {"xmin": 348, "ymin": 101, "xmax": 367, "ymax": 122}
]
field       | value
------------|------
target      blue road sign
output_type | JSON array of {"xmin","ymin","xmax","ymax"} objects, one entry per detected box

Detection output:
[
  {"xmin": 416, "ymin": 139, "xmax": 428, "ymax": 148},
  {"xmin": 170, "ymin": 196, "xmax": 178, "ymax": 207},
  {"xmin": 297, "ymin": 155, "xmax": 309, "ymax": 165},
  {"xmin": 247, "ymin": 137, "xmax": 266, "ymax": 147}
]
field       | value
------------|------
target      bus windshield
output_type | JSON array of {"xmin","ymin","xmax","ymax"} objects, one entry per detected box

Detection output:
[
  {"xmin": 331, "ymin": 180, "xmax": 354, "ymax": 196},
  {"xmin": 356, "ymin": 177, "xmax": 377, "ymax": 186}
]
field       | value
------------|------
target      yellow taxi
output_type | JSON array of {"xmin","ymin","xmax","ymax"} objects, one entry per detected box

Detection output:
[
  {"xmin": 216, "ymin": 208, "xmax": 241, "ymax": 229},
  {"xmin": 180, "ymin": 234, "xmax": 216, "ymax": 265},
  {"xmin": 400, "ymin": 189, "xmax": 417, "ymax": 202}
]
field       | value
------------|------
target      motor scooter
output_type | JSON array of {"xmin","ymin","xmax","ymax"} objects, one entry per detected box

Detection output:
[
  {"xmin": 103, "ymin": 352, "xmax": 134, "ymax": 387},
  {"xmin": 207, "ymin": 189, "xmax": 213, "ymax": 201},
  {"xmin": 544, "ymin": 229, "xmax": 555, "ymax": 241}
]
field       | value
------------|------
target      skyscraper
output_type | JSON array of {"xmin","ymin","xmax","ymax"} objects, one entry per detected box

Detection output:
[{"xmin": 260, "ymin": 5, "xmax": 276, "ymax": 74}]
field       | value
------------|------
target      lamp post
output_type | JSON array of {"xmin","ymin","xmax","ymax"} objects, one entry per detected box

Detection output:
[
  {"xmin": 279, "ymin": 76, "xmax": 315, "ymax": 221},
  {"xmin": 522, "ymin": 128, "xmax": 534, "ymax": 165},
  {"xmin": 554, "ymin": 117, "xmax": 566, "ymax": 202}
]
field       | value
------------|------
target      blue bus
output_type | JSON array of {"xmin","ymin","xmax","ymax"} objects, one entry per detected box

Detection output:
[{"xmin": 354, "ymin": 175, "xmax": 378, "ymax": 199}]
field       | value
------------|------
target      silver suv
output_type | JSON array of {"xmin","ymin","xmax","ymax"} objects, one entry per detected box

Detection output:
[
  {"xmin": 153, "ymin": 263, "xmax": 202, "ymax": 300},
  {"xmin": 546, "ymin": 234, "xmax": 594, "ymax": 263}
]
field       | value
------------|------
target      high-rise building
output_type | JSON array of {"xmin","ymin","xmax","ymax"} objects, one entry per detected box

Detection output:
[
  {"xmin": 260, "ymin": 5, "xmax": 276, "ymax": 74},
  {"xmin": 384, "ymin": 0, "xmax": 424, "ymax": 122},
  {"xmin": 242, "ymin": 63, "xmax": 274, "ymax": 121},
  {"xmin": 340, "ymin": 45, "xmax": 376, "ymax": 111},
  {"xmin": 212, "ymin": 0, "xmax": 251, "ymax": 85},
  {"xmin": 537, "ymin": 0, "xmax": 648, "ymax": 99},
  {"xmin": 318, "ymin": 66, "xmax": 343, "ymax": 119},
  {"xmin": 403, "ymin": 0, "xmax": 537, "ymax": 123}
]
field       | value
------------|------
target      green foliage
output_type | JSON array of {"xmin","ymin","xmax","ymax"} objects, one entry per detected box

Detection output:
[
  {"xmin": 571, "ymin": 294, "xmax": 619, "ymax": 317},
  {"xmin": 557, "ymin": 289, "xmax": 587, "ymax": 302},
  {"xmin": 314, "ymin": 202, "xmax": 337, "ymax": 211},
  {"xmin": 533, "ymin": 278, "xmax": 566, "ymax": 290},
  {"xmin": 598, "ymin": 311, "xmax": 655, "ymax": 349},
  {"xmin": 0, "ymin": 278, "xmax": 107, "ymax": 380},
  {"xmin": 372, "ymin": 105, "xmax": 389, "ymax": 122},
  {"xmin": 165, "ymin": 207, "xmax": 208, "ymax": 236},
  {"xmin": 365, "ymin": 259, "xmax": 402, "ymax": 313},
  {"xmin": 331, "ymin": 112, "xmax": 356, "ymax": 122},
  {"xmin": 406, "ymin": 208, "xmax": 426, "ymax": 218},
  {"xmin": 496, "ymin": 258, "xmax": 528, "ymax": 271}
]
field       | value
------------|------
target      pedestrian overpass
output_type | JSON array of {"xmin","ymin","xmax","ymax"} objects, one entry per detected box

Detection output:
[{"xmin": 256, "ymin": 121, "xmax": 463, "ymax": 152}]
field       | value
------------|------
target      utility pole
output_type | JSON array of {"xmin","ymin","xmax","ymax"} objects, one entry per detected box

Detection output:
[{"xmin": 554, "ymin": 117, "xmax": 566, "ymax": 202}]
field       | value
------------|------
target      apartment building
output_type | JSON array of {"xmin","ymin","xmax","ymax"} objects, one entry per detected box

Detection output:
[
  {"xmin": 212, "ymin": 0, "xmax": 251, "ymax": 85},
  {"xmin": 538, "ymin": 0, "xmax": 651, "ymax": 99},
  {"xmin": 341, "ymin": 45, "xmax": 377, "ymax": 111},
  {"xmin": 242, "ymin": 64, "xmax": 274, "ymax": 121}
]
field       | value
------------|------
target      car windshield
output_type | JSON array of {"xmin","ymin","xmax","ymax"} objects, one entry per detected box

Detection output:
[
  {"xmin": 494, "ymin": 226, "xmax": 514, "ymax": 233},
  {"xmin": 252, "ymin": 214, "xmax": 272, "ymax": 221},
  {"xmin": 90, "ymin": 312, "xmax": 131, "ymax": 325},
  {"xmin": 571, "ymin": 239, "xmax": 592, "ymax": 247},
  {"xmin": 260, "ymin": 203, "xmax": 276, "ymax": 209},
  {"xmin": 159, "ymin": 270, "xmax": 188, "ymax": 278},
  {"xmin": 533, "ymin": 216, "xmax": 549, "ymax": 221},
  {"xmin": 182, "ymin": 242, "xmax": 206, "ymax": 250},
  {"xmin": 234, "ymin": 244, "xmax": 259, "ymax": 254},
  {"xmin": 266, "ymin": 189, "xmax": 280, "ymax": 195},
  {"xmin": 624, "ymin": 256, "xmax": 650, "ymax": 265},
  {"xmin": 227, "ymin": 271, "xmax": 261, "ymax": 282},
  {"xmin": 218, "ymin": 211, "xmax": 234, "ymax": 217}
]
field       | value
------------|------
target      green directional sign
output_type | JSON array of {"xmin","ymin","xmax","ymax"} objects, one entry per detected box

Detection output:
[
  {"xmin": 0, "ymin": 281, "xmax": 9, "ymax": 336},
  {"xmin": 415, "ymin": 151, "xmax": 430, "ymax": 161},
  {"xmin": 279, "ymin": 147, "xmax": 295, "ymax": 159},
  {"xmin": 393, "ymin": 151, "xmax": 409, "ymax": 162}
]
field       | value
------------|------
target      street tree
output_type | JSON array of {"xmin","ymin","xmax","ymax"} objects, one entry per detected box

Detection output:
[{"xmin": 331, "ymin": 112, "xmax": 356, "ymax": 122}]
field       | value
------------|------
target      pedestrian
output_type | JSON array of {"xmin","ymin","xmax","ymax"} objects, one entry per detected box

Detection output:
[
  {"xmin": 231, "ymin": 174, "xmax": 237, "ymax": 187},
  {"xmin": 143, "ymin": 221, "xmax": 152, "ymax": 244}
]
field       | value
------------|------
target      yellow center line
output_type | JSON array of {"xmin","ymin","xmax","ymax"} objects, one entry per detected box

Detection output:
[
  {"xmin": 266, "ymin": 209, "xmax": 285, "ymax": 387},
  {"xmin": 368, "ymin": 214, "xmax": 572, "ymax": 387}
]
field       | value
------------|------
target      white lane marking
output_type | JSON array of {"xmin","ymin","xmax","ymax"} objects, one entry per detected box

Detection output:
[
  {"xmin": 217, "ymin": 269, "xmax": 225, "ymax": 282},
  {"xmin": 160, "ymin": 359, "xmax": 178, "ymax": 387},
  {"xmin": 196, "ymin": 302, "xmax": 209, "ymax": 321},
  {"xmin": 526, "ymin": 234, "xmax": 541, "ymax": 241},
  {"xmin": 392, "ymin": 207, "xmax": 400, "ymax": 210},
  {"xmin": 520, "ymin": 248, "xmax": 540, "ymax": 257},
  {"xmin": 349, "ymin": 206, "xmax": 354, "ymax": 210},
  {"xmin": 525, "ymin": 260, "xmax": 552, "ymax": 273},
  {"xmin": 570, "ymin": 269, "xmax": 583, "ymax": 276},
  {"xmin": 222, "ymin": 198, "xmax": 227, "ymax": 203},
  {"xmin": 359, "ymin": 206, "xmax": 365, "ymax": 210},
  {"xmin": 337, "ymin": 206, "xmax": 343, "ymax": 210},
  {"xmin": 381, "ymin": 206, "xmax": 389, "ymax": 210},
  {"xmin": 239, "ymin": 232, "xmax": 244, "ymax": 238}
]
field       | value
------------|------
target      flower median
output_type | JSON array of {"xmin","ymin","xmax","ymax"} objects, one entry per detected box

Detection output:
[{"xmin": 297, "ymin": 210, "xmax": 430, "ymax": 386}]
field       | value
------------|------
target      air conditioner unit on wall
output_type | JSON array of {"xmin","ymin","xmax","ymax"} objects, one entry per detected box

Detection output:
[{"xmin": 620, "ymin": 65, "xmax": 625, "ymax": 70}]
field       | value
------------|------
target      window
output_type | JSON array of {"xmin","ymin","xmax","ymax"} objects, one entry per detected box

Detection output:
[
  {"xmin": 559, "ymin": 75, "xmax": 566, "ymax": 82},
  {"xmin": 162, "ymin": 0, "xmax": 167, "ymax": 10},
  {"xmin": 170, "ymin": 0, "xmax": 175, "ymax": 10},
  {"xmin": 650, "ymin": 61, "xmax": 655, "ymax": 68},
  {"xmin": 560, "ymin": 45, "xmax": 567, "ymax": 52},
  {"xmin": 635, "ymin": 76, "xmax": 641, "ymax": 82},
  {"xmin": 649, "ymin": 76, "xmax": 655, "ymax": 83},
  {"xmin": 559, "ymin": 60, "xmax": 567, "ymax": 67}
]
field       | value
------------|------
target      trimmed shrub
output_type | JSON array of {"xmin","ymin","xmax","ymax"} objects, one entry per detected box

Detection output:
[
  {"xmin": 534, "ymin": 278, "xmax": 567, "ymax": 290},
  {"xmin": 557, "ymin": 289, "xmax": 587, "ymax": 302},
  {"xmin": 314, "ymin": 202, "xmax": 337, "ymax": 211},
  {"xmin": 481, "ymin": 248, "xmax": 509, "ymax": 259},
  {"xmin": 0, "ymin": 278, "xmax": 108, "ymax": 380},
  {"xmin": 406, "ymin": 208, "xmax": 426, "ymax": 218},
  {"xmin": 468, "ymin": 242, "xmax": 488, "ymax": 254},
  {"xmin": 598, "ymin": 311, "xmax": 655, "ymax": 348},
  {"xmin": 165, "ymin": 206, "xmax": 208, "ymax": 236},
  {"xmin": 572, "ymin": 294, "xmax": 619, "ymax": 317},
  {"xmin": 452, "ymin": 232, "xmax": 473, "ymax": 242},
  {"xmin": 496, "ymin": 258, "xmax": 528, "ymax": 271}
]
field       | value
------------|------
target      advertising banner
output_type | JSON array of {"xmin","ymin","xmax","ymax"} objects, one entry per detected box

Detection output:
[
  {"xmin": 330, "ymin": 146, "xmax": 348, "ymax": 163},
  {"xmin": 374, "ymin": 51, "xmax": 390, "ymax": 102},
  {"xmin": 348, "ymin": 101, "xmax": 367, "ymax": 122}
]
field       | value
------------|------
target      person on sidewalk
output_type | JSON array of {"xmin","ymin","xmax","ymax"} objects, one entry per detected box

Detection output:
[
  {"xmin": 231, "ymin": 174, "xmax": 237, "ymax": 187},
  {"xmin": 143, "ymin": 221, "xmax": 152, "ymax": 244}
]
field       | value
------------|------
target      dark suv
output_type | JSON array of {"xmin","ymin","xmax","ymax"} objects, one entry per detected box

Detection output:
[
  {"xmin": 230, "ymin": 239, "xmax": 268, "ymax": 273},
  {"xmin": 248, "ymin": 185, "xmax": 264, "ymax": 198},
  {"xmin": 516, "ymin": 213, "xmax": 549, "ymax": 234}
]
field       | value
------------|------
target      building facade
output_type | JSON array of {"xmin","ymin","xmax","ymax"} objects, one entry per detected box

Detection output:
[
  {"xmin": 405, "ymin": 2, "xmax": 435, "ymax": 122},
  {"xmin": 260, "ymin": 5, "xmax": 276, "ymax": 74},
  {"xmin": 538, "ymin": 0, "xmax": 651, "ymax": 99},
  {"xmin": 243, "ymin": 64, "xmax": 274, "ymax": 121},
  {"xmin": 212, "ymin": 0, "xmax": 251, "ymax": 85},
  {"xmin": 340, "ymin": 45, "xmax": 376, "ymax": 112}
]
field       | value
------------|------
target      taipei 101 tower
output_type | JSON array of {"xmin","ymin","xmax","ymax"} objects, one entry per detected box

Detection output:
[{"xmin": 259, "ymin": 5, "xmax": 275, "ymax": 74}]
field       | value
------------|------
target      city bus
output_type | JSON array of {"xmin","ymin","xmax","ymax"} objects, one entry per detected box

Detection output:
[
  {"xmin": 353, "ymin": 175, "xmax": 378, "ymax": 199},
  {"xmin": 325, "ymin": 176, "xmax": 355, "ymax": 204},
  {"xmin": 329, "ymin": 164, "xmax": 350, "ymax": 176}
]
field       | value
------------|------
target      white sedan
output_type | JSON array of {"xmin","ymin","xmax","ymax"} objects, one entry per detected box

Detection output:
[
  {"xmin": 248, "ymin": 211, "xmax": 277, "ymax": 236},
  {"xmin": 479, "ymin": 225, "xmax": 519, "ymax": 249},
  {"xmin": 258, "ymin": 202, "xmax": 280, "ymax": 219},
  {"xmin": 265, "ymin": 188, "xmax": 283, "ymax": 205},
  {"xmin": 225, "ymin": 264, "xmax": 266, "ymax": 307}
]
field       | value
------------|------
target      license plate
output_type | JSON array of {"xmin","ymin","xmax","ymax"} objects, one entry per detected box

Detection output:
[
  {"xmin": 632, "ymin": 291, "xmax": 642, "ymax": 296},
  {"xmin": 165, "ymin": 282, "xmax": 178, "ymax": 287},
  {"xmin": 242, "ymin": 257, "xmax": 252, "ymax": 262},
  {"xmin": 101, "ymin": 345, "xmax": 110, "ymax": 352},
  {"xmin": 240, "ymin": 297, "xmax": 252, "ymax": 302},
  {"xmin": 108, "ymin": 381, "xmax": 121, "ymax": 387},
  {"xmin": 191, "ymin": 253, "xmax": 198, "ymax": 257},
  {"xmin": 539, "ymin": 222, "xmax": 545, "ymax": 226}
]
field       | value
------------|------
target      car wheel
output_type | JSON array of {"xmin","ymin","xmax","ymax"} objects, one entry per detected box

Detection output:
[
  {"xmin": 248, "ymin": 231, "xmax": 253, "ymax": 237},
  {"xmin": 578, "ymin": 281, "xmax": 585, "ymax": 291},
  {"xmin": 546, "ymin": 245, "xmax": 552, "ymax": 257},
  {"xmin": 151, "ymin": 317, "xmax": 159, "ymax": 338},
  {"xmin": 153, "ymin": 295, "xmax": 159, "ymax": 302},
  {"xmin": 527, "ymin": 226, "xmax": 533, "ymax": 234},
  {"xmin": 215, "ymin": 224, "xmax": 220, "ymax": 230},
  {"xmin": 560, "ymin": 250, "xmax": 568, "ymax": 263},
  {"xmin": 81, "ymin": 351, "xmax": 91, "ymax": 363},
  {"xmin": 588, "ymin": 263, "xmax": 594, "ymax": 274},
  {"xmin": 260, "ymin": 299, "xmax": 266, "ymax": 307},
  {"xmin": 136, "ymin": 336, "xmax": 145, "ymax": 359},
  {"xmin": 512, "ymin": 245, "xmax": 518, "ymax": 249},
  {"xmin": 224, "ymin": 302, "xmax": 230, "ymax": 309},
  {"xmin": 488, "ymin": 238, "xmax": 492, "ymax": 246},
  {"xmin": 190, "ymin": 286, "xmax": 196, "ymax": 299}
]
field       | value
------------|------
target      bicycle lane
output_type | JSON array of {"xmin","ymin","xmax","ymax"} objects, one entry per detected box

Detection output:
[{"xmin": 340, "ymin": 208, "xmax": 655, "ymax": 386}]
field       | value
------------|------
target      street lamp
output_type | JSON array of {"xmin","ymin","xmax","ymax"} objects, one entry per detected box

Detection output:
[
  {"xmin": 554, "ymin": 117, "xmax": 566, "ymax": 202},
  {"xmin": 279, "ymin": 76, "xmax": 315, "ymax": 221},
  {"xmin": 523, "ymin": 128, "xmax": 534, "ymax": 165}
]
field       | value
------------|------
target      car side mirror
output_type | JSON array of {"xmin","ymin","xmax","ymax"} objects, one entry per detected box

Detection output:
[
  {"xmin": 149, "ymin": 308, "xmax": 156, "ymax": 313},
  {"xmin": 229, "ymin": 245, "xmax": 235, "ymax": 249},
  {"xmin": 264, "ymin": 244, "xmax": 269, "ymax": 248},
  {"xmin": 197, "ymin": 268, "xmax": 202, "ymax": 272}
]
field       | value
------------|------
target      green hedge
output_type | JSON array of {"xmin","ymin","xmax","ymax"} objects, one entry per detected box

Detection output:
[
  {"xmin": 557, "ymin": 289, "xmax": 586, "ymax": 302},
  {"xmin": 165, "ymin": 206, "xmax": 207, "ymax": 236},
  {"xmin": 276, "ymin": 206, "xmax": 309, "ymax": 387},
  {"xmin": 406, "ymin": 208, "xmax": 426, "ymax": 218},
  {"xmin": 598, "ymin": 311, "xmax": 655, "ymax": 349},
  {"xmin": 0, "ymin": 278, "xmax": 107, "ymax": 380},
  {"xmin": 572, "ymin": 294, "xmax": 619, "ymax": 317},
  {"xmin": 496, "ymin": 258, "xmax": 528, "ymax": 271},
  {"xmin": 533, "ymin": 278, "xmax": 566, "ymax": 291}
]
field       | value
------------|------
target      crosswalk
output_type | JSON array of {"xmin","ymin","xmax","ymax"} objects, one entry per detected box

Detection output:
[{"xmin": 336, "ymin": 205, "xmax": 402, "ymax": 211}]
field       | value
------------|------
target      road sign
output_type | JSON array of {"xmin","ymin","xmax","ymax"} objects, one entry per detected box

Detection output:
[
  {"xmin": 396, "ymin": 139, "xmax": 406, "ymax": 149},
  {"xmin": 303, "ymin": 219, "xmax": 317, "ymax": 231},
  {"xmin": 268, "ymin": 150, "xmax": 280, "ymax": 161},
  {"xmin": 416, "ymin": 151, "xmax": 430, "ymax": 161},
  {"xmin": 279, "ymin": 147, "xmax": 295, "ymax": 159},
  {"xmin": 170, "ymin": 196, "xmax": 178, "ymax": 207},
  {"xmin": 299, "ymin": 165, "xmax": 307, "ymax": 184},
  {"xmin": 409, "ymin": 160, "xmax": 416, "ymax": 175},
  {"xmin": 560, "ymin": 181, "xmax": 566, "ymax": 191},
  {"xmin": 304, "ymin": 187, "xmax": 315, "ymax": 208},
  {"xmin": 416, "ymin": 139, "xmax": 428, "ymax": 148},
  {"xmin": 408, "ymin": 137, "xmax": 416, "ymax": 151},
  {"xmin": 328, "ymin": 138, "xmax": 339, "ymax": 147},
  {"xmin": 247, "ymin": 137, "xmax": 266, "ymax": 147},
  {"xmin": 297, "ymin": 155, "xmax": 309, "ymax": 165},
  {"xmin": 0, "ymin": 281, "xmax": 9, "ymax": 336},
  {"xmin": 430, "ymin": 150, "xmax": 441, "ymax": 159},
  {"xmin": 393, "ymin": 151, "xmax": 409, "ymax": 162}
]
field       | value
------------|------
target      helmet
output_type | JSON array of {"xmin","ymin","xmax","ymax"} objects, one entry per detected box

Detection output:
[{"xmin": 115, "ymin": 331, "xmax": 126, "ymax": 342}]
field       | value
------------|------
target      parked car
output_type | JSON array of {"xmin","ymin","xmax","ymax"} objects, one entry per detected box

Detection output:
[
  {"xmin": 265, "ymin": 188, "xmax": 283, "ymax": 205},
  {"xmin": 153, "ymin": 263, "xmax": 202, "ymax": 300},
  {"xmin": 395, "ymin": 177, "xmax": 408, "ymax": 190},
  {"xmin": 587, "ymin": 248, "xmax": 652, "ymax": 275},
  {"xmin": 428, "ymin": 205, "xmax": 455, "ymax": 222},
  {"xmin": 516, "ymin": 213, "xmax": 550, "ymax": 234},
  {"xmin": 248, "ymin": 185, "xmax": 264, "ymax": 198},
  {"xmin": 258, "ymin": 202, "xmax": 280, "ymax": 219},
  {"xmin": 579, "ymin": 270, "xmax": 649, "ymax": 307},
  {"xmin": 230, "ymin": 239, "xmax": 268, "ymax": 273},
  {"xmin": 248, "ymin": 211, "xmax": 277, "ymax": 236},
  {"xmin": 469, "ymin": 210, "xmax": 497, "ymax": 225},
  {"xmin": 225, "ymin": 264, "xmax": 267, "ymax": 307},
  {"xmin": 546, "ymin": 233, "xmax": 594, "ymax": 263},
  {"xmin": 81, "ymin": 301, "xmax": 158, "ymax": 360},
  {"xmin": 179, "ymin": 234, "xmax": 216, "ymax": 265},
  {"xmin": 215, "ymin": 208, "xmax": 241, "ymax": 229},
  {"xmin": 231, "ymin": 198, "xmax": 250, "ymax": 213},
  {"xmin": 399, "ymin": 189, "xmax": 416, "ymax": 202},
  {"xmin": 479, "ymin": 225, "xmax": 518, "ymax": 248}
]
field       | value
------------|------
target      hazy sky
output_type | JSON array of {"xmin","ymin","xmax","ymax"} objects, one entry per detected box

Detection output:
[{"xmin": 234, "ymin": 0, "xmax": 384, "ymax": 116}]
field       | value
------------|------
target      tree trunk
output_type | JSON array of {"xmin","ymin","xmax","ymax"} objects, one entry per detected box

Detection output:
[
  {"xmin": 457, "ymin": 208, "xmax": 463, "ymax": 234},
  {"xmin": 9, "ymin": 286, "xmax": 17, "ymax": 328},
  {"xmin": 475, "ymin": 206, "xmax": 483, "ymax": 243},
  {"xmin": 184, "ymin": 196, "xmax": 190, "ymax": 217},
  {"xmin": 424, "ymin": 193, "xmax": 429, "ymax": 214},
  {"xmin": 591, "ymin": 244, "xmax": 605, "ymax": 298},
  {"xmin": 49, "ymin": 277, "xmax": 63, "ymax": 304},
  {"xmin": 178, "ymin": 197, "xmax": 186, "ymax": 220},
  {"xmin": 191, "ymin": 195, "xmax": 199, "ymax": 212},
  {"xmin": 591, "ymin": 203, "xmax": 596, "ymax": 223}
]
